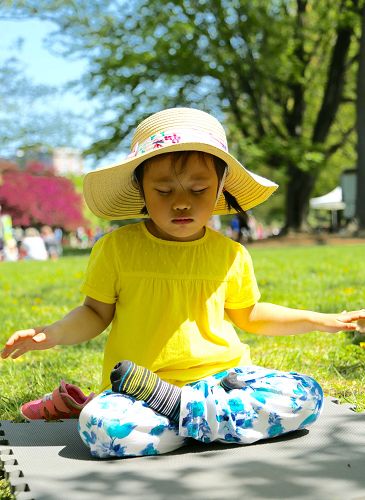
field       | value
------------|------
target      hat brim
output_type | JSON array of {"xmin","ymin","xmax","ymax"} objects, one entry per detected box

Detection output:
[{"xmin": 83, "ymin": 142, "xmax": 278, "ymax": 220}]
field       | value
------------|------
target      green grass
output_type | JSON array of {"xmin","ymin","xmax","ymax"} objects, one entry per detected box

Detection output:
[
  {"xmin": 0, "ymin": 257, "xmax": 104, "ymax": 421},
  {"xmin": 246, "ymin": 244, "xmax": 365, "ymax": 410},
  {"xmin": 1, "ymin": 244, "xmax": 365, "ymax": 498}
]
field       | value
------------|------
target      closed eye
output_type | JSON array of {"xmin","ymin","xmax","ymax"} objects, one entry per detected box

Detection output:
[
  {"xmin": 155, "ymin": 189, "xmax": 171, "ymax": 195},
  {"xmin": 192, "ymin": 188, "xmax": 208, "ymax": 194}
]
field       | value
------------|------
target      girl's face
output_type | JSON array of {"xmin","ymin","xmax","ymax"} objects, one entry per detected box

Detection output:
[{"xmin": 142, "ymin": 152, "xmax": 219, "ymax": 241}]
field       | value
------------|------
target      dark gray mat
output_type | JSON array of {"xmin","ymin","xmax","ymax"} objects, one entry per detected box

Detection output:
[{"xmin": 1, "ymin": 398, "xmax": 365, "ymax": 500}]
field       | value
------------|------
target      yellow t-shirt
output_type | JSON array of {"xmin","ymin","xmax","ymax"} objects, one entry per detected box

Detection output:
[{"xmin": 81, "ymin": 221, "xmax": 260, "ymax": 391}]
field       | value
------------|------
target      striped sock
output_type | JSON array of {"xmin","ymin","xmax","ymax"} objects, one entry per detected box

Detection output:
[
  {"xmin": 220, "ymin": 372, "xmax": 246, "ymax": 392},
  {"xmin": 110, "ymin": 360, "xmax": 181, "ymax": 422}
]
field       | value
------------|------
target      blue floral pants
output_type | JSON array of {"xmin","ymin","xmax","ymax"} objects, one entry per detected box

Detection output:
[{"xmin": 78, "ymin": 365, "xmax": 323, "ymax": 458}]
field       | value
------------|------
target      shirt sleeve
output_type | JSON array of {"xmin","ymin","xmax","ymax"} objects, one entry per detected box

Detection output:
[
  {"xmin": 80, "ymin": 234, "xmax": 120, "ymax": 304},
  {"xmin": 224, "ymin": 245, "xmax": 260, "ymax": 309}
]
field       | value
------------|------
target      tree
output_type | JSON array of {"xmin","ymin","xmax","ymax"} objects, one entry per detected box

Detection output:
[
  {"xmin": 0, "ymin": 163, "xmax": 86, "ymax": 230},
  {"xmin": 356, "ymin": 0, "xmax": 365, "ymax": 231},
  {"xmin": 2, "ymin": 1, "xmax": 361, "ymax": 230}
]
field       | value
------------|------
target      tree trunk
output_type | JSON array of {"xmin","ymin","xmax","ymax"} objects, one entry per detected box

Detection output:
[
  {"xmin": 312, "ymin": 26, "xmax": 353, "ymax": 143},
  {"xmin": 282, "ymin": 9, "xmax": 353, "ymax": 232},
  {"xmin": 283, "ymin": 165, "xmax": 316, "ymax": 232},
  {"xmin": 356, "ymin": 3, "xmax": 365, "ymax": 231}
]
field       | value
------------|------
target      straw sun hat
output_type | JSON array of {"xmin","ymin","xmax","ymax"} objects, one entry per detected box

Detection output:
[{"xmin": 83, "ymin": 107, "xmax": 278, "ymax": 220}]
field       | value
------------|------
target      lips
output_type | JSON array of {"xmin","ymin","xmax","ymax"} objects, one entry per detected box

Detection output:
[{"xmin": 172, "ymin": 218, "xmax": 194, "ymax": 225}]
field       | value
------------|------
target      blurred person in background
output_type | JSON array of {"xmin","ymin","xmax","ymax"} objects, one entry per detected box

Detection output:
[
  {"xmin": 3, "ymin": 238, "xmax": 19, "ymax": 262},
  {"xmin": 54, "ymin": 227, "xmax": 63, "ymax": 257},
  {"xmin": 76, "ymin": 226, "xmax": 90, "ymax": 248},
  {"xmin": 230, "ymin": 213, "xmax": 252, "ymax": 243},
  {"xmin": 21, "ymin": 227, "xmax": 48, "ymax": 261},
  {"xmin": 92, "ymin": 226, "xmax": 104, "ymax": 244},
  {"xmin": 41, "ymin": 226, "xmax": 61, "ymax": 260}
]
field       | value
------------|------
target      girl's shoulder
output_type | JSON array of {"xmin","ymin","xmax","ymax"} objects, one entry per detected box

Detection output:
[
  {"xmin": 91, "ymin": 222, "xmax": 144, "ymax": 256},
  {"xmin": 206, "ymin": 227, "xmax": 246, "ymax": 254},
  {"xmin": 103, "ymin": 221, "xmax": 144, "ymax": 243}
]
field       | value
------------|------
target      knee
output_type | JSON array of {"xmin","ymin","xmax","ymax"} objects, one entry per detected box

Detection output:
[
  {"xmin": 298, "ymin": 374, "xmax": 323, "ymax": 405},
  {"xmin": 294, "ymin": 373, "xmax": 324, "ymax": 427},
  {"xmin": 78, "ymin": 391, "xmax": 139, "ymax": 457},
  {"xmin": 78, "ymin": 392, "xmax": 183, "ymax": 458}
]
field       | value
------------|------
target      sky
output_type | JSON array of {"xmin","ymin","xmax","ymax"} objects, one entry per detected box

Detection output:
[
  {"xmin": 0, "ymin": 17, "xmax": 105, "ymax": 169},
  {"xmin": 0, "ymin": 18, "xmax": 88, "ymax": 109}
]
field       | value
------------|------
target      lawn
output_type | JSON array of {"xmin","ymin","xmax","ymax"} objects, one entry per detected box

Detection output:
[{"xmin": 1, "ymin": 243, "xmax": 365, "ymax": 498}]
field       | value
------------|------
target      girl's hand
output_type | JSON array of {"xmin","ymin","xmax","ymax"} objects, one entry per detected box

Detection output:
[
  {"xmin": 1, "ymin": 326, "xmax": 58, "ymax": 360},
  {"xmin": 321, "ymin": 309, "xmax": 365, "ymax": 334}
]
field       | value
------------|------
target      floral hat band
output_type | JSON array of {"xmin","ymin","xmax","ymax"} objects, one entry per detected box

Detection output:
[
  {"xmin": 128, "ymin": 128, "xmax": 228, "ymax": 159},
  {"xmin": 83, "ymin": 107, "xmax": 278, "ymax": 220}
]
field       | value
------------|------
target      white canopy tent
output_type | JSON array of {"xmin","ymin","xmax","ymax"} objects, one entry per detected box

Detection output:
[
  {"xmin": 310, "ymin": 186, "xmax": 345, "ymax": 230},
  {"xmin": 309, "ymin": 186, "xmax": 345, "ymax": 211}
]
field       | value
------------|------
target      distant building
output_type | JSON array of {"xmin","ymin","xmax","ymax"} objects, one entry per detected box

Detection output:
[
  {"xmin": 11, "ymin": 147, "xmax": 84, "ymax": 176},
  {"xmin": 52, "ymin": 147, "xmax": 83, "ymax": 176}
]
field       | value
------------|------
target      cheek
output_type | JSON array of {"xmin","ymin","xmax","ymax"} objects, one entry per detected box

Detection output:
[
  {"xmin": 144, "ymin": 193, "xmax": 166, "ymax": 214},
  {"xmin": 143, "ymin": 188, "xmax": 155, "ymax": 205},
  {"xmin": 201, "ymin": 191, "xmax": 218, "ymax": 209}
]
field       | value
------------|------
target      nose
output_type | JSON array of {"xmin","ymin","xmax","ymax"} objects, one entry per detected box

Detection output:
[{"xmin": 172, "ymin": 191, "xmax": 191, "ymax": 211}]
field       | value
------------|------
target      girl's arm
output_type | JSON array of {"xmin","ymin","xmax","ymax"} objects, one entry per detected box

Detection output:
[
  {"xmin": 225, "ymin": 303, "xmax": 365, "ymax": 336},
  {"xmin": 1, "ymin": 296, "xmax": 115, "ymax": 359},
  {"xmin": 51, "ymin": 296, "xmax": 115, "ymax": 345}
]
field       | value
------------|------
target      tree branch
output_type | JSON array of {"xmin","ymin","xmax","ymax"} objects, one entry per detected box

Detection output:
[{"xmin": 324, "ymin": 125, "xmax": 355, "ymax": 159}]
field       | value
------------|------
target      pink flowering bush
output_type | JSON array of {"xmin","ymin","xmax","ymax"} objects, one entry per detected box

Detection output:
[
  {"xmin": 0, "ymin": 169, "xmax": 85, "ymax": 230},
  {"xmin": 25, "ymin": 161, "xmax": 56, "ymax": 177}
]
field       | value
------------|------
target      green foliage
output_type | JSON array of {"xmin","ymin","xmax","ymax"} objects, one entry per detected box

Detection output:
[
  {"xmin": 3, "ymin": 3, "xmax": 359, "ymax": 152},
  {"xmin": 4, "ymin": 0, "xmax": 365, "ymax": 230},
  {"xmin": 3, "ymin": 0, "xmax": 362, "ymax": 228}
]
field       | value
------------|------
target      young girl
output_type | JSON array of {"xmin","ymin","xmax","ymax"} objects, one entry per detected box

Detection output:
[{"xmin": 2, "ymin": 108, "xmax": 364, "ymax": 458}]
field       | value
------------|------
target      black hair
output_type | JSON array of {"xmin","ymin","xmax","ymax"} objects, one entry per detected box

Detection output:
[{"xmin": 132, "ymin": 151, "xmax": 246, "ymax": 216}]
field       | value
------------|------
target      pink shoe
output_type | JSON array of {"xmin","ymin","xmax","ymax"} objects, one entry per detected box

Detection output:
[{"xmin": 20, "ymin": 380, "xmax": 96, "ymax": 421}]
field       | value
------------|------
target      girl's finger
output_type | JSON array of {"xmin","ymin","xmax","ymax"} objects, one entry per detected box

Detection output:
[
  {"xmin": 11, "ymin": 348, "xmax": 27, "ymax": 359},
  {"xmin": 1, "ymin": 344, "xmax": 20, "ymax": 357},
  {"xmin": 5, "ymin": 329, "xmax": 36, "ymax": 346},
  {"xmin": 340, "ymin": 322, "xmax": 358, "ymax": 330},
  {"xmin": 341, "ymin": 310, "xmax": 365, "ymax": 321},
  {"xmin": 3, "ymin": 338, "xmax": 25, "ymax": 353}
]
